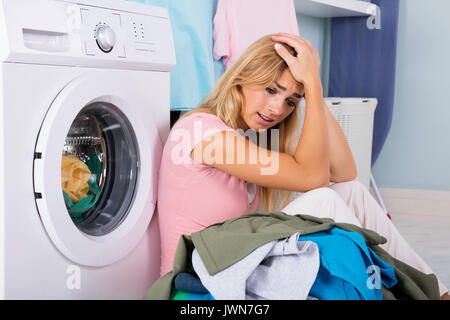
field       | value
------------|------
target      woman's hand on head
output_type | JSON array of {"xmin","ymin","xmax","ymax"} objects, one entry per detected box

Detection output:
[{"xmin": 272, "ymin": 33, "xmax": 321, "ymax": 88}]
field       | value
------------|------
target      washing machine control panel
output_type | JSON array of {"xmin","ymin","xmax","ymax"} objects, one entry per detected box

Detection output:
[
  {"xmin": 2, "ymin": 0, "xmax": 175, "ymax": 71},
  {"xmin": 77, "ymin": 5, "xmax": 174, "ymax": 64},
  {"xmin": 95, "ymin": 23, "xmax": 116, "ymax": 53},
  {"xmin": 80, "ymin": 8, "xmax": 126, "ymax": 58},
  {"xmin": 75, "ymin": 3, "xmax": 174, "ymax": 69}
]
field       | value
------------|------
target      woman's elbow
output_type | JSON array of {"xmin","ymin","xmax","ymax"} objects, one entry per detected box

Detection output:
[
  {"xmin": 311, "ymin": 169, "xmax": 330, "ymax": 188},
  {"xmin": 349, "ymin": 167, "xmax": 358, "ymax": 181},
  {"xmin": 318, "ymin": 172, "xmax": 331, "ymax": 188},
  {"xmin": 331, "ymin": 166, "xmax": 357, "ymax": 183},
  {"xmin": 346, "ymin": 165, "xmax": 358, "ymax": 181}
]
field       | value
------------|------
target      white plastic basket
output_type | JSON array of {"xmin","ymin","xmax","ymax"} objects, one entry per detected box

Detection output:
[{"xmin": 298, "ymin": 97, "xmax": 377, "ymax": 189}]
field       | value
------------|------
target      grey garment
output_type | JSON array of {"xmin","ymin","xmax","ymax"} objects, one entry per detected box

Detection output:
[{"xmin": 192, "ymin": 232, "xmax": 320, "ymax": 300}]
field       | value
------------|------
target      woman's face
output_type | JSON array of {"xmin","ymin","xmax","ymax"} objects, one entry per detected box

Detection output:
[{"xmin": 239, "ymin": 69, "xmax": 304, "ymax": 131}]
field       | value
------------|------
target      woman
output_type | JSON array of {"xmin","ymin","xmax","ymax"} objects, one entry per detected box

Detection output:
[{"xmin": 157, "ymin": 32, "xmax": 449, "ymax": 299}]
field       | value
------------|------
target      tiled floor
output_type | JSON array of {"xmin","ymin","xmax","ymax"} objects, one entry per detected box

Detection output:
[{"xmin": 390, "ymin": 210, "xmax": 450, "ymax": 291}]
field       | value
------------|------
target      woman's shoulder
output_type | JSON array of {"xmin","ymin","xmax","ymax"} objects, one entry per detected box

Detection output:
[
  {"xmin": 178, "ymin": 108, "xmax": 218, "ymax": 121},
  {"xmin": 174, "ymin": 108, "xmax": 230, "ymax": 129}
]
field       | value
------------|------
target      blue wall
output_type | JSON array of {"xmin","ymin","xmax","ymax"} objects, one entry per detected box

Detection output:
[{"xmin": 371, "ymin": 0, "xmax": 450, "ymax": 191}]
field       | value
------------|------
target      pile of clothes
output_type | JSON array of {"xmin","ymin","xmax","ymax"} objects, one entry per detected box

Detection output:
[{"xmin": 144, "ymin": 212, "xmax": 440, "ymax": 300}]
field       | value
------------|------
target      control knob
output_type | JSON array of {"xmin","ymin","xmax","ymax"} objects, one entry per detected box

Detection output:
[{"xmin": 95, "ymin": 24, "xmax": 116, "ymax": 53}]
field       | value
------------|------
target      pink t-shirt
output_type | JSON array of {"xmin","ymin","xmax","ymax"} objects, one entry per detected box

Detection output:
[
  {"xmin": 213, "ymin": 0, "xmax": 299, "ymax": 70},
  {"xmin": 157, "ymin": 112, "xmax": 260, "ymax": 276}
]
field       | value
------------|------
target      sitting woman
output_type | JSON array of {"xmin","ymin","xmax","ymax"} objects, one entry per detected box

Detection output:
[{"xmin": 157, "ymin": 32, "xmax": 449, "ymax": 299}]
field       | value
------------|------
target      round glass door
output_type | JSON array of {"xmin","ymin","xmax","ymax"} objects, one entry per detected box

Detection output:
[
  {"xmin": 61, "ymin": 102, "xmax": 139, "ymax": 236},
  {"xmin": 34, "ymin": 71, "xmax": 161, "ymax": 266}
]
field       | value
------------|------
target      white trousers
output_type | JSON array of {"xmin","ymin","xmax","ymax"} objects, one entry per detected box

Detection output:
[{"xmin": 281, "ymin": 179, "xmax": 449, "ymax": 297}]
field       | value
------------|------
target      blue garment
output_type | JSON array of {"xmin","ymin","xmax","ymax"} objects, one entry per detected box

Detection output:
[
  {"xmin": 182, "ymin": 292, "xmax": 215, "ymax": 300},
  {"xmin": 174, "ymin": 272, "xmax": 209, "ymax": 294},
  {"xmin": 127, "ymin": 0, "xmax": 223, "ymax": 111},
  {"xmin": 300, "ymin": 227, "xmax": 397, "ymax": 300}
]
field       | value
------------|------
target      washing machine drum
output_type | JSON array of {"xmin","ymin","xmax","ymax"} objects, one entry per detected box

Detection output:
[{"xmin": 61, "ymin": 103, "xmax": 139, "ymax": 236}]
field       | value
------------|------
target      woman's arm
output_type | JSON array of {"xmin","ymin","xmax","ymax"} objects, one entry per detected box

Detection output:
[
  {"xmin": 190, "ymin": 78, "xmax": 330, "ymax": 192},
  {"xmin": 322, "ymin": 98, "xmax": 357, "ymax": 182},
  {"xmin": 294, "ymin": 77, "xmax": 330, "ymax": 184}
]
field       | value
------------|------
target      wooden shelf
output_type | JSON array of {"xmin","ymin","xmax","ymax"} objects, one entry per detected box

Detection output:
[{"xmin": 294, "ymin": 0, "xmax": 377, "ymax": 18}]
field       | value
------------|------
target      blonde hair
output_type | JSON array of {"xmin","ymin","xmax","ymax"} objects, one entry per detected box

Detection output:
[{"xmin": 181, "ymin": 34, "xmax": 302, "ymax": 212}]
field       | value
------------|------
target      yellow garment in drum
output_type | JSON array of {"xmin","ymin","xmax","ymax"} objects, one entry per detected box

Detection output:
[{"xmin": 61, "ymin": 155, "xmax": 92, "ymax": 203}]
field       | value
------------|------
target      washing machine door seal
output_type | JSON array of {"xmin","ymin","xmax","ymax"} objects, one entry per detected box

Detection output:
[{"xmin": 33, "ymin": 71, "xmax": 161, "ymax": 267}]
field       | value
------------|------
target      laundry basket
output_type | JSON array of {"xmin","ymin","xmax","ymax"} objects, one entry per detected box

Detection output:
[{"xmin": 298, "ymin": 97, "xmax": 378, "ymax": 189}]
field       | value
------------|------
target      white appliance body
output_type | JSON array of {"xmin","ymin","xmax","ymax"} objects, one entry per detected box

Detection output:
[{"xmin": 0, "ymin": 0, "xmax": 175, "ymax": 299}]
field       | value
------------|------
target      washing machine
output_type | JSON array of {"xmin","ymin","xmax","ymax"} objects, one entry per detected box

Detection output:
[{"xmin": 0, "ymin": 0, "xmax": 175, "ymax": 299}]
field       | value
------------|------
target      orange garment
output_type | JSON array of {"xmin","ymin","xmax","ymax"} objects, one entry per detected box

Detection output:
[{"xmin": 61, "ymin": 155, "xmax": 91, "ymax": 203}]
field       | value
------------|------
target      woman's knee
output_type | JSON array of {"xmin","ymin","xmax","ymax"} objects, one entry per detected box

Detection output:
[
  {"xmin": 346, "ymin": 179, "xmax": 366, "ymax": 191},
  {"xmin": 282, "ymin": 187, "xmax": 340, "ymax": 214},
  {"xmin": 330, "ymin": 179, "xmax": 366, "ymax": 199},
  {"xmin": 308, "ymin": 186, "xmax": 344, "ymax": 201},
  {"xmin": 299, "ymin": 186, "xmax": 362, "ymax": 226},
  {"xmin": 295, "ymin": 187, "xmax": 349, "ymax": 210}
]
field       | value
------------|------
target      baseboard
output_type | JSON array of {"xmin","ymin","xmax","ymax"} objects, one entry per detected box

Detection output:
[{"xmin": 370, "ymin": 187, "xmax": 450, "ymax": 217}]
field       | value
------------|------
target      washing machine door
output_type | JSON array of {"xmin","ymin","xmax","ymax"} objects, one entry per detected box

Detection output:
[{"xmin": 33, "ymin": 71, "xmax": 162, "ymax": 267}]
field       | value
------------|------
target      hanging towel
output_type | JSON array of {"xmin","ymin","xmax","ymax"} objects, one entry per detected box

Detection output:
[
  {"xmin": 213, "ymin": 0, "xmax": 299, "ymax": 70},
  {"xmin": 127, "ymin": 0, "xmax": 220, "ymax": 110}
]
